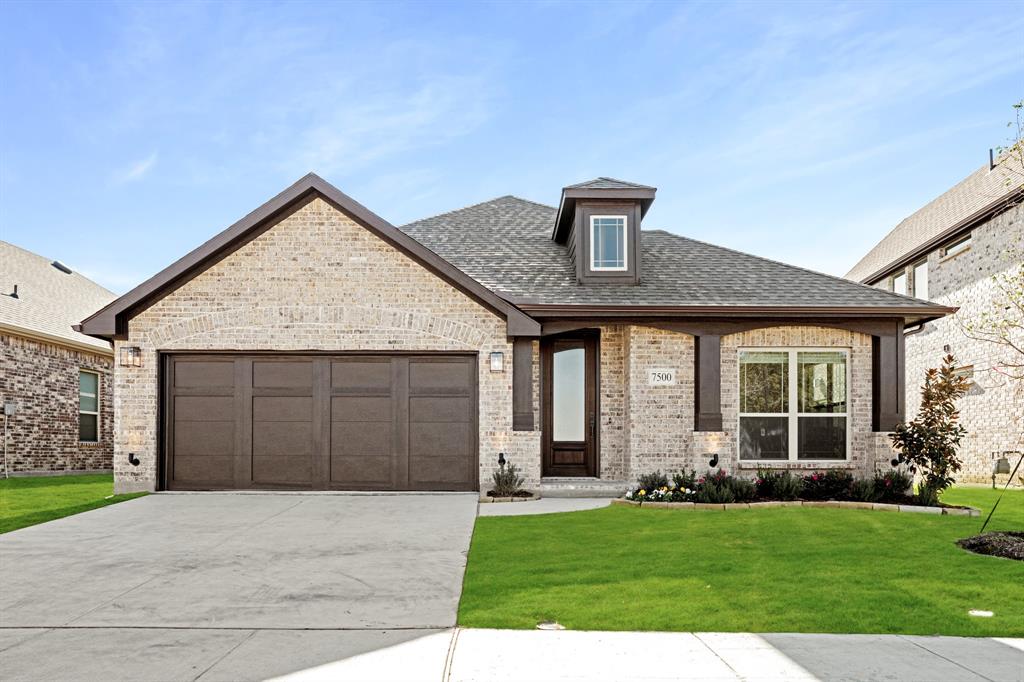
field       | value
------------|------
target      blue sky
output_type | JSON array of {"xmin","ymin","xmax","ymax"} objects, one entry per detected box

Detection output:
[{"xmin": 1, "ymin": 1, "xmax": 1021, "ymax": 293}]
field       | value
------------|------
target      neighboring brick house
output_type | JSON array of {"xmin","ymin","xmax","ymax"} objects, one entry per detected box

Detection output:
[
  {"xmin": 79, "ymin": 175, "xmax": 951, "ymax": 495},
  {"xmin": 847, "ymin": 153, "xmax": 1024, "ymax": 486},
  {"xmin": 1, "ymin": 241, "xmax": 115, "ymax": 474}
]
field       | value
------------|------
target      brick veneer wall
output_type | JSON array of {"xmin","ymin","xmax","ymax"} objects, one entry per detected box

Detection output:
[
  {"xmin": 899, "ymin": 203, "xmax": 1024, "ymax": 485},
  {"xmin": 114, "ymin": 197, "xmax": 540, "ymax": 493},
  {"xmin": 0, "ymin": 332, "xmax": 113, "ymax": 473}
]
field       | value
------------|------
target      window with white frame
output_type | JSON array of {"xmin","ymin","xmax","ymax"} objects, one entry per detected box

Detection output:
[
  {"xmin": 912, "ymin": 259, "xmax": 928, "ymax": 300},
  {"xmin": 590, "ymin": 215, "xmax": 627, "ymax": 271},
  {"xmin": 739, "ymin": 349, "xmax": 849, "ymax": 461},
  {"xmin": 79, "ymin": 370, "xmax": 99, "ymax": 442},
  {"xmin": 892, "ymin": 270, "xmax": 907, "ymax": 296}
]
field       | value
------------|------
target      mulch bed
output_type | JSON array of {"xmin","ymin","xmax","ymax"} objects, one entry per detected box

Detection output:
[
  {"xmin": 956, "ymin": 532, "xmax": 1024, "ymax": 561},
  {"xmin": 486, "ymin": 490, "xmax": 533, "ymax": 498}
]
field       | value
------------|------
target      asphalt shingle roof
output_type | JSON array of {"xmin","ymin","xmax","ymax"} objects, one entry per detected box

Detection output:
[
  {"xmin": 400, "ymin": 196, "xmax": 939, "ymax": 309},
  {"xmin": 845, "ymin": 154, "xmax": 1024, "ymax": 282},
  {"xmin": 564, "ymin": 177, "xmax": 656, "ymax": 190},
  {"xmin": 0, "ymin": 241, "xmax": 115, "ymax": 352}
]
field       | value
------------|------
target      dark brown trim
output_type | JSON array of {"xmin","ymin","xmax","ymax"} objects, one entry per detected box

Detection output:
[
  {"xmin": 553, "ymin": 186, "xmax": 656, "ymax": 244},
  {"xmin": 872, "ymin": 320, "xmax": 906, "ymax": 432},
  {"xmin": 80, "ymin": 173, "xmax": 540, "ymax": 340},
  {"xmin": 541, "ymin": 316, "xmax": 939, "ymax": 338},
  {"xmin": 512, "ymin": 338, "xmax": 535, "ymax": 431},
  {"xmin": 541, "ymin": 330, "xmax": 599, "ymax": 477},
  {"xmin": 694, "ymin": 334, "xmax": 722, "ymax": 431},
  {"xmin": 574, "ymin": 202, "xmax": 642, "ymax": 285},
  {"xmin": 857, "ymin": 186, "xmax": 1024, "ymax": 285}
]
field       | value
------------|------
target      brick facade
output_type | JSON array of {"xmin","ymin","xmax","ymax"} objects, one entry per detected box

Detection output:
[
  {"xmin": 898, "ymin": 203, "xmax": 1024, "ymax": 485},
  {"xmin": 113, "ymin": 197, "xmax": 897, "ymax": 493},
  {"xmin": 0, "ymin": 332, "xmax": 113, "ymax": 473}
]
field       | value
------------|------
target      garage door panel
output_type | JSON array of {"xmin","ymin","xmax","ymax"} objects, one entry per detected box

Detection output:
[
  {"xmin": 331, "ymin": 396, "xmax": 392, "ymax": 422},
  {"xmin": 330, "ymin": 456, "xmax": 393, "ymax": 485},
  {"xmin": 409, "ymin": 396, "xmax": 471, "ymax": 423},
  {"xmin": 174, "ymin": 396, "xmax": 233, "ymax": 422},
  {"xmin": 253, "ymin": 396, "xmax": 313, "ymax": 422},
  {"xmin": 253, "ymin": 361, "xmax": 313, "ymax": 388},
  {"xmin": 174, "ymin": 361, "xmax": 234, "ymax": 388},
  {"xmin": 172, "ymin": 455, "xmax": 234, "ymax": 483},
  {"xmin": 409, "ymin": 422, "xmax": 472, "ymax": 457},
  {"xmin": 409, "ymin": 361, "xmax": 473, "ymax": 394},
  {"xmin": 168, "ymin": 354, "xmax": 476, "ymax": 491},
  {"xmin": 331, "ymin": 422, "xmax": 392, "ymax": 457},
  {"xmin": 252, "ymin": 455, "xmax": 312, "ymax": 483},
  {"xmin": 332, "ymin": 361, "xmax": 391, "ymax": 390},
  {"xmin": 252, "ymin": 421, "xmax": 313, "ymax": 457},
  {"xmin": 174, "ymin": 421, "xmax": 234, "ymax": 457},
  {"xmin": 410, "ymin": 456, "xmax": 472, "ymax": 484}
]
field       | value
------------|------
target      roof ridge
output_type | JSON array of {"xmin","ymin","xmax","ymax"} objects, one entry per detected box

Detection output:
[
  {"xmin": 401, "ymin": 194, "xmax": 554, "ymax": 227},
  {"xmin": 644, "ymin": 229, "xmax": 937, "ymax": 306},
  {"xmin": 0, "ymin": 240, "xmax": 117, "ymax": 297}
]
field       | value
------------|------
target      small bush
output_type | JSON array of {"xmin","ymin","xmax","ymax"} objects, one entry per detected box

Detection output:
[
  {"xmin": 695, "ymin": 479, "xmax": 736, "ymax": 504},
  {"xmin": 637, "ymin": 471, "xmax": 670, "ymax": 491},
  {"xmin": 726, "ymin": 476, "xmax": 757, "ymax": 502},
  {"xmin": 874, "ymin": 470, "xmax": 912, "ymax": 502},
  {"xmin": 490, "ymin": 462, "xmax": 525, "ymax": 497},
  {"xmin": 755, "ymin": 469, "xmax": 803, "ymax": 500},
  {"xmin": 848, "ymin": 478, "xmax": 880, "ymax": 502},
  {"xmin": 802, "ymin": 470, "xmax": 854, "ymax": 500},
  {"xmin": 672, "ymin": 469, "xmax": 698, "ymax": 491}
]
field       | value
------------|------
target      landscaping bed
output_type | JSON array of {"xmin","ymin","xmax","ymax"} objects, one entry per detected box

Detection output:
[{"xmin": 957, "ymin": 531, "xmax": 1024, "ymax": 561}]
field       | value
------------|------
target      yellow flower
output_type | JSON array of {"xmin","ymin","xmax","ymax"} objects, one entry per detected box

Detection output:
[{"xmin": 638, "ymin": 489, "xmax": 646, "ymax": 496}]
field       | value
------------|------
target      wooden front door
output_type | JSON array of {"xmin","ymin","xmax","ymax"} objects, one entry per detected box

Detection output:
[{"xmin": 542, "ymin": 331, "xmax": 598, "ymax": 477}]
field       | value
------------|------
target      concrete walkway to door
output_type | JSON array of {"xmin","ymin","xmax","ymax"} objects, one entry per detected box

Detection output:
[{"xmin": 0, "ymin": 492, "xmax": 477, "ymax": 680}]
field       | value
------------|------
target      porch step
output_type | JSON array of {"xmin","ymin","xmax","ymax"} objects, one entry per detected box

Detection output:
[{"xmin": 539, "ymin": 477, "xmax": 630, "ymax": 499}]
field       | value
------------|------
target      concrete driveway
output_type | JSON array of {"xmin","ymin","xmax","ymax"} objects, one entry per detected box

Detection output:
[{"xmin": 0, "ymin": 493, "xmax": 477, "ymax": 681}]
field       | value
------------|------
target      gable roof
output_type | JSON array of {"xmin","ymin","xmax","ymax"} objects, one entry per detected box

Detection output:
[
  {"xmin": 846, "ymin": 154, "xmax": 1024, "ymax": 283},
  {"xmin": 401, "ymin": 196, "xmax": 953, "ymax": 324},
  {"xmin": 564, "ymin": 177, "xmax": 656, "ymax": 190},
  {"xmin": 78, "ymin": 174, "xmax": 540, "ymax": 339},
  {"xmin": 1, "ymin": 241, "xmax": 115, "ymax": 354}
]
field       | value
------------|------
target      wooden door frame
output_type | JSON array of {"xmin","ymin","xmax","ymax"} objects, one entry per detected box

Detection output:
[{"xmin": 541, "ymin": 329, "xmax": 600, "ymax": 478}]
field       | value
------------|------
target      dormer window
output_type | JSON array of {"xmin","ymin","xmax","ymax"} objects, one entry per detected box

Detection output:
[{"xmin": 590, "ymin": 216, "xmax": 627, "ymax": 271}]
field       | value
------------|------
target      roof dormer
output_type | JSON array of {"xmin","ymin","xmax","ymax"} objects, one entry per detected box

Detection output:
[{"xmin": 552, "ymin": 177, "xmax": 655, "ymax": 285}]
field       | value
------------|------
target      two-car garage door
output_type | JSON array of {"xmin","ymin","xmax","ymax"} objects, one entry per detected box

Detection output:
[{"xmin": 163, "ymin": 354, "xmax": 477, "ymax": 491}]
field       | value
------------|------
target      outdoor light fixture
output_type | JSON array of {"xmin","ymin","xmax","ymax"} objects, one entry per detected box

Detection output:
[
  {"xmin": 707, "ymin": 453, "xmax": 719, "ymax": 468},
  {"xmin": 498, "ymin": 452, "xmax": 506, "ymax": 467},
  {"xmin": 489, "ymin": 351, "xmax": 504, "ymax": 373},
  {"xmin": 120, "ymin": 346, "xmax": 142, "ymax": 368}
]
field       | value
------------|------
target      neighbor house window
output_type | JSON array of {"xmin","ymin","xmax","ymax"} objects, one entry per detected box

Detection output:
[
  {"xmin": 942, "ymin": 233, "xmax": 971, "ymax": 258},
  {"xmin": 590, "ymin": 215, "xmax": 627, "ymax": 271},
  {"xmin": 79, "ymin": 370, "xmax": 99, "ymax": 442},
  {"xmin": 739, "ymin": 349, "xmax": 849, "ymax": 461},
  {"xmin": 892, "ymin": 271, "xmax": 907, "ymax": 296},
  {"xmin": 912, "ymin": 259, "xmax": 928, "ymax": 300}
]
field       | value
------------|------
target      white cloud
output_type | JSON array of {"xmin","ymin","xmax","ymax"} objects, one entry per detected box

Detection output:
[{"xmin": 113, "ymin": 151, "xmax": 158, "ymax": 184}]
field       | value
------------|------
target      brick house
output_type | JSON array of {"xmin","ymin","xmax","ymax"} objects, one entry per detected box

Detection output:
[
  {"xmin": 79, "ymin": 175, "xmax": 951, "ymax": 495},
  {"xmin": 1, "ymin": 241, "xmax": 115, "ymax": 474},
  {"xmin": 847, "ymin": 153, "xmax": 1024, "ymax": 486}
]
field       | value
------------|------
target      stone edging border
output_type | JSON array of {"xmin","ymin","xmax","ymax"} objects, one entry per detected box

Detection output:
[
  {"xmin": 611, "ymin": 499, "xmax": 980, "ymax": 516},
  {"xmin": 479, "ymin": 492, "xmax": 541, "ymax": 504}
]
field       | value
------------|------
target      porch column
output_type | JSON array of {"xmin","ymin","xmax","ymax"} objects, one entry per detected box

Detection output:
[
  {"xmin": 694, "ymin": 334, "xmax": 723, "ymax": 431},
  {"xmin": 512, "ymin": 337, "xmax": 534, "ymax": 431},
  {"xmin": 872, "ymin": 320, "xmax": 905, "ymax": 431}
]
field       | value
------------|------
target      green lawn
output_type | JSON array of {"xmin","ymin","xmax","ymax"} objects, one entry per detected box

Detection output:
[
  {"xmin": 459, "ymin": 487, "xmax": 1024, "ymax": 636},
  {"xmin": 0, "ymin": 474, "xmax": 146, "ymax": 534}
]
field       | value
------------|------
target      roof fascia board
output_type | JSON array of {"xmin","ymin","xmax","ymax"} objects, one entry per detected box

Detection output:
[
  {"xmin": 80, "ymin": 173, "xmax": 539, "ymax": 339},
  {"xmin": 856, "ymin": 187, "xmax": 1024, "ymax": 284},
  {"xmin": 552, "ymin": 187, "xmax": 657, "ymax": 243},
  {"xmin": 0, "ymin": 322, "xmax": 114, "ymax": 356}
]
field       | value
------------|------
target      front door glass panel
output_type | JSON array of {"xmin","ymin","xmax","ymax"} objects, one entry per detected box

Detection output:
[{"xmin": 552, "ymin": 346, "xmax": 585, "ymax": 442}]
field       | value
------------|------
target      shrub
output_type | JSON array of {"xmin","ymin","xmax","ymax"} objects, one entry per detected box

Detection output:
[
  {"xmin": 802, "ymin": 470, "xmax": 854, "ymax": 500},
  {"xmin": 873, "ymin": 470, "xmax": 912, "ymax": 502},
  {"xmin": 755, "ymin": 469, "xmax": 803, "ymax": 500},
  {"xmin": 890, "ymin": 354, "xmax": 969, "ymax": 504},
  {"xmin": 637, "ymin": 471, "xmax": 670, "ymax": 491},
  {"xmin": 695, "ymin": 479, "xmax": 736, "ymax": 504},
  {"xmin": 726, "ymin": 476, "xmax": 757, "ymax": 502},
  {"xmin": 848, "ymin": 478, "xmax": 880, "ymax": 502},
  {"xmin": 672, "ymin": 469, "xmax": 698, "ymax": 491},
  {"xmin": 491, "ymin": 462, "xmax": 525, "ymax": 497}
]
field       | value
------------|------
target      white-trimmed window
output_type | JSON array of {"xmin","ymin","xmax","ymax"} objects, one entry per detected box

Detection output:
[
  {"xmin": 941, "ymin": 233, "xmax": 971, "ymax": 258},
  {"xmin": 892, "ymin": 271, "xmax": 907, "ymax": 296},
  {"xmin": 739, "ymin": 349, "xmax": 849, "ymax": 461},
  {"xmin": 590, "ymin": 215, "xmax": 627, "ymax": 271},
  {"xmin": 79, "ymin": 370, "xmax": 99, "ymax": 443}
]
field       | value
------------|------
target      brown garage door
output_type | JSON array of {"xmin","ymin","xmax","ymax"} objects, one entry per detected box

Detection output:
[{"xmin": 163, "ymin": 354, "xmax": 477, "ymax": 491}]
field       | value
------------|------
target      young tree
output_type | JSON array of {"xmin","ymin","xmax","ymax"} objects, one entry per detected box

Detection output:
[{"xmin": 890, "ymin": 354, "xmax": 970, "ymax": 505}]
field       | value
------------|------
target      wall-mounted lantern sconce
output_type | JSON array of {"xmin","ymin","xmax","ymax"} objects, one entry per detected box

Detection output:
[
  {"xmin": 706, "ymin": 452, "xmax": 719, "ymax": 468},
  {"xmin": 120, "ymin": 346, "xmax": 142, "ymax": 368},
  {"xmin": 489, "ymin": 352, "xmax": 505, "ymax": 373},
  {"xmin": 498, "ymin": 452, "xmax": 506, "ymax": 467}
]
